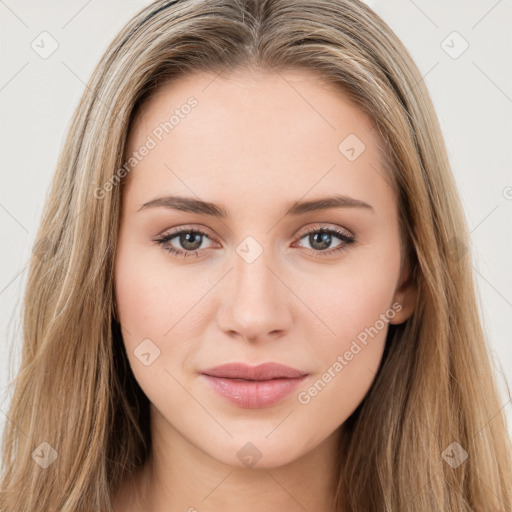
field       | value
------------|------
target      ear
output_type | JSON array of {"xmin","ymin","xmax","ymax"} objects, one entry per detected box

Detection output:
[{"xmin": 390, "ymin": 257, "xmax": 417, "ymax": 325}]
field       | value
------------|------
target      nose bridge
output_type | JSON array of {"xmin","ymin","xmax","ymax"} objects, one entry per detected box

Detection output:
[
  {"xmin": 234, "ymin": 242, "xmax": 275, "ymax": 301},
  {"xmin": 216, "ymin": 236, "xmax": 292, "ymax": 340}
]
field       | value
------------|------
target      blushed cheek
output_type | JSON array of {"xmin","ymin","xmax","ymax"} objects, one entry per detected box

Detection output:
[
  {"xmin": 322, "ymin": 303, "xmax": 388, "ymax": 389},
  {"xmin": 303, "ymin": 267, "xmax": 397, "ymax": 345},
  {"xmin": 115, "ymin": 256, "xmax": 176, "ymax": 392},
  {"xmin": 298, "ymin": 318, "xmax": 388, "ymax": 423},
  {"xmin": 114, "ymin": 248, "xmax": 166, "ymax": 345},
  {"xmin": 114, "ymin": 249, "xmax": 204, "ymax": 361},
  {"xmin": 114, "ymin": 252, "xmax": 208, "ymax": 417},
  {"xmin": 304, "ymin": 266, "xmax": 396, "ymax": 401}
]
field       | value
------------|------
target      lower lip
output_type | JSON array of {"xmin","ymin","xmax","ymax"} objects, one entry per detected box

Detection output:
[{"xmin": 201, "ymin": 374, "xmax": 308, "ymax": 408}]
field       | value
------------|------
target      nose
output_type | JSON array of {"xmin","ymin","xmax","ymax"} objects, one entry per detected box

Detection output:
[{"xmin": 215, "ymin": 244, "xmax": 294, "ymax": 344}]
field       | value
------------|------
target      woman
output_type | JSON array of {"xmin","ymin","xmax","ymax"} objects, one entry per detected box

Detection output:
[{"xmin": 1, "ymin": 0, "xmax": 510, "ymax": 510}]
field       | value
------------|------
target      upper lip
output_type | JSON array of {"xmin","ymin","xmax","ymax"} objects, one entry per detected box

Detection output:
[{"xmin": 201, "ymin": 362, "xmax": 308, "ymax": 381}]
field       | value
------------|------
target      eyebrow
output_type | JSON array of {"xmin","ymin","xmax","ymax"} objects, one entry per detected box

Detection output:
[{"xmin": 137, "ymin": 194, "xmax": 374, "ymax": 217}]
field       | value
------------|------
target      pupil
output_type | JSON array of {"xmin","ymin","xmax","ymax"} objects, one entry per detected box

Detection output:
[
  {"xmin": 311, "ymin": 231, "xmax": 331, "ymax": 250},
  {"xmin": 181, "ymin": 232, "xmax": 202, "ymax": 250}
]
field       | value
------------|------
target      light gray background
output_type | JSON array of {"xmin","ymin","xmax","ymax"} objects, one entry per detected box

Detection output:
[{"xmin": 1, "ymin": 0, "xmax": 511, "ymax": 445}]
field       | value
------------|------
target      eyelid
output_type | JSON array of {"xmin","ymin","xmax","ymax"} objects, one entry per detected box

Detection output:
[
  {"xmin": 156, "ymin": 224, "xmax": 219, "ymax": 243},
  {"xmin": 295, "ymin": 222, "xmax": 354, "ymax": 239}
]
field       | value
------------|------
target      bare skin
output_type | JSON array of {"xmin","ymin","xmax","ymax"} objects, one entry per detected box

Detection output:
[{"xmin": 112, "ymin": 67, "xmax": 416, "ymax": 512}]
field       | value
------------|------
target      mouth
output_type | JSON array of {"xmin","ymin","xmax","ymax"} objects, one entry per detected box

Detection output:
[
  {"xmin": 201, "ymin": 361, "xmax": 309, "ymax": 380},
  {"xmin": 200, "ymin": 362, "xmax": 309, "ymax": 408}
]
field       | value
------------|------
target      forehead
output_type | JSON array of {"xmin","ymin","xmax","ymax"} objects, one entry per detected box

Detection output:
[{"xmin": 122, "ymin": 68, "xmax": 393, "ymax": 214}]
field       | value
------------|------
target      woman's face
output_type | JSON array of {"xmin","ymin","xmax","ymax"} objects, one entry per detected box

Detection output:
[{"xmin": 114, "ymin": 68, "xmax": 416, "ymax": 469}]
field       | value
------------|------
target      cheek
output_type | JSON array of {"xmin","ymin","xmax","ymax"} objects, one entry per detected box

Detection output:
[
  {"xmin": 114, "ymin": 240, "xmax": 201, "ymax": 339},
  {"xmin": 114, "ymin": 240, "xmax": 215, "ymax": 393},
  {"xmin": 114, "ymin": 253, "xmax": 166, "ymax": 339},
  {"xmin": 306, "ymin": 258, "xmax": 399, "ymax": 351},
  {"xmin": 309, "ymin": 284, "xmax": 391, "ymax": 381},
  {"xmin": 296, "ymin": 296, "xmax": 392, "ymax": 425},
  {"xmin": 113, "ymin": 244, "xmax": 199, "ymax": 406},
  {"xmin": 295, "ymin": 249, "xmax": 400, "ymax": 411}
]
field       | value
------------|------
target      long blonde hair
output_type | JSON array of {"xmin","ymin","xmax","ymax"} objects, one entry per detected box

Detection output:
[{"xmin": 1, "ymin": 0, "xmax": 510, "ymax": 510}]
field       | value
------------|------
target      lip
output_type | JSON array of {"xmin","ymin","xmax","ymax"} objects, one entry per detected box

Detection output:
[
  {"xmin": 202, "ymin": 362, "xmax": 308, "ymax": 380},
  {"xmin": 200, "ymin": 362, "xmax": 309, "ymax": 409}
]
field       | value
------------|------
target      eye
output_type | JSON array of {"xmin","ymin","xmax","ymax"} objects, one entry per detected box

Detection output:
[
  {"xmin": 293, "ymin": 225, "xmax": 355, "ymax": 257},
  {"xmin": 154, "ymin": 224, "xmax": 355, "ymax": 259},
  {"xmin": 154, "ymin": 228, "xmax": 216, "ymax": 258}
]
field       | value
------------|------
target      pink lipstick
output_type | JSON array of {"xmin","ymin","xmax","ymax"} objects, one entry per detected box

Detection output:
[{"xmin": 201, "ymin": 362, "xmax": 309, "ymax": 409}]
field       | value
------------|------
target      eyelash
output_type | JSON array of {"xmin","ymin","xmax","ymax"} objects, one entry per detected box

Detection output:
[{"xmin": 154, "ymin": 225, "xmax": 355, "ymax": 259}]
